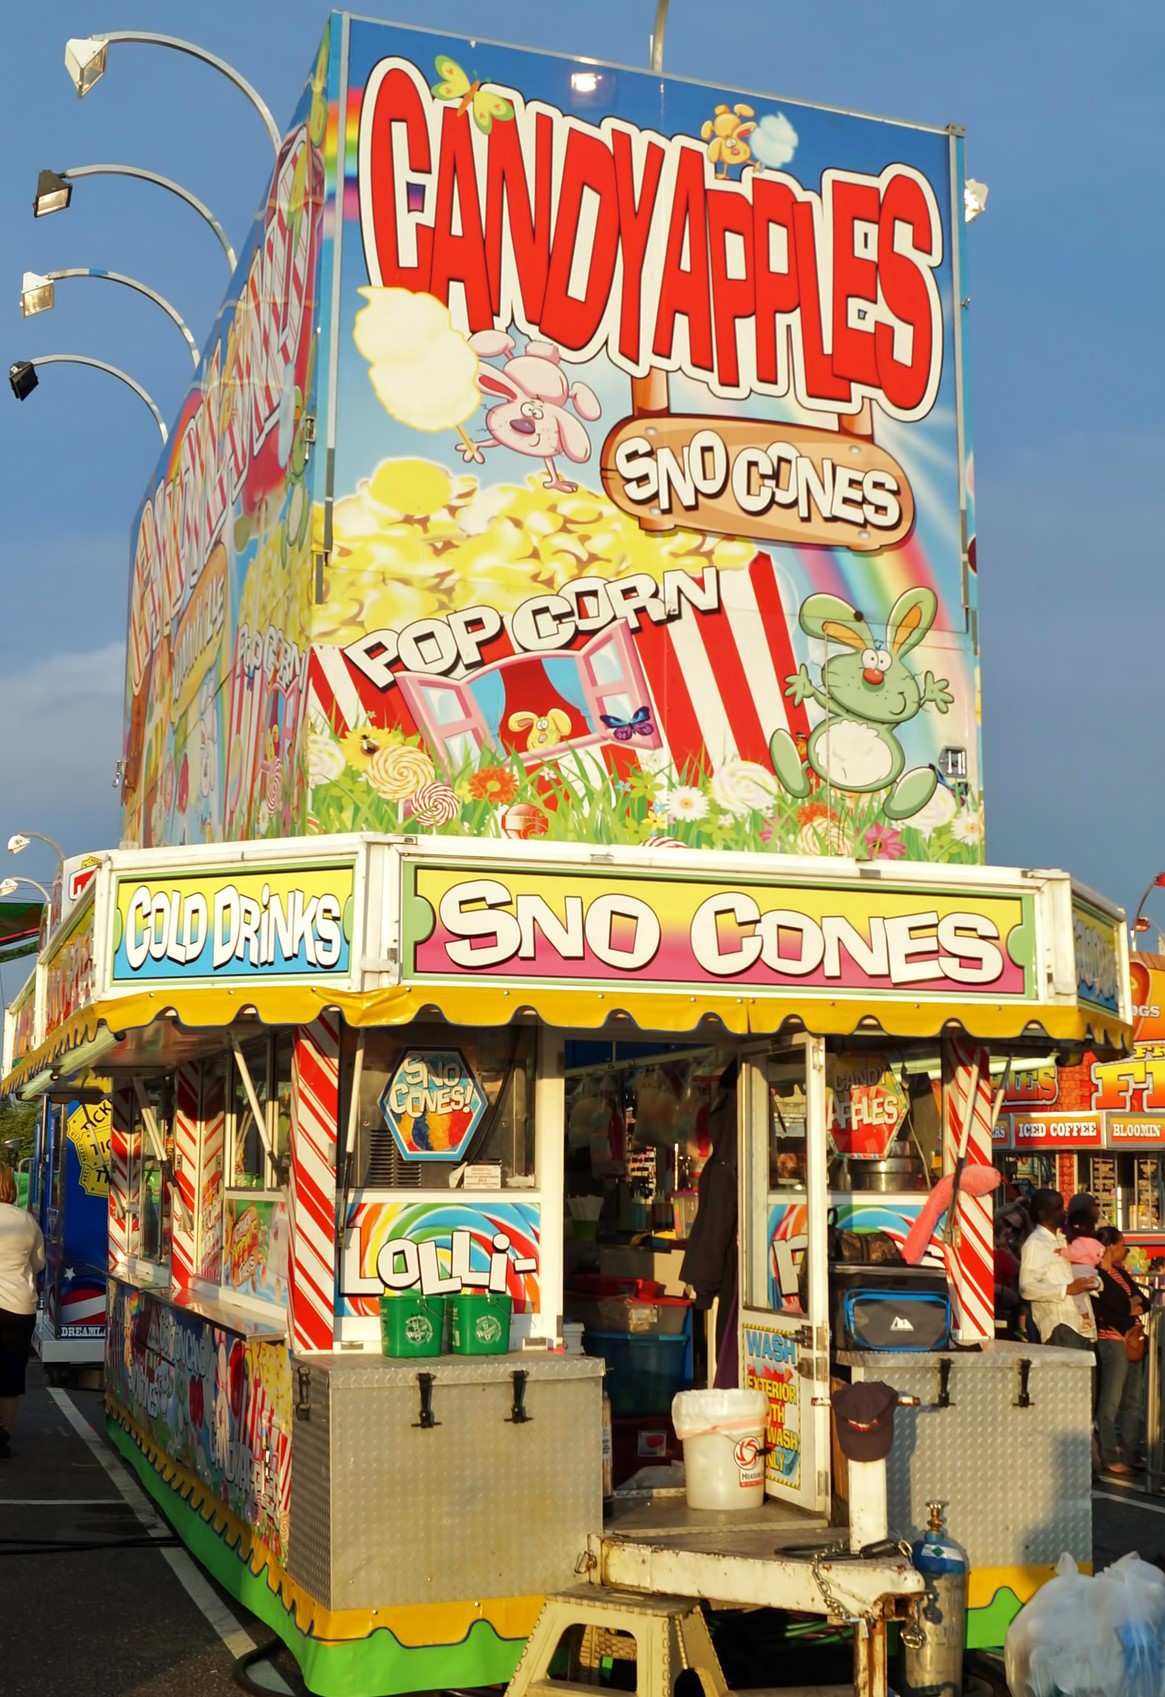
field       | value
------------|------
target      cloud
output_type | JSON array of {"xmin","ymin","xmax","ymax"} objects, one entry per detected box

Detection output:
[
  {"xmin": 752, "ymin": 112, "xmax": 799, "ymax": 169},
  {"xmin": 0, "ymin": 642, "xmax": 124, "ymax": 859}
]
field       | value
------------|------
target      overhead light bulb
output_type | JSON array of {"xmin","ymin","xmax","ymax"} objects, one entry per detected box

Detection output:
[
  {"xmin": 20, "ymin": 273, "xmax": 55, "ymax": 317},
  {"xmin": 33, "ymin": 169, "xmax": 72, "ymax": 217},
  {"xmin": 64, "ymin": 36, "xmax": 108, "ymax": 97}
]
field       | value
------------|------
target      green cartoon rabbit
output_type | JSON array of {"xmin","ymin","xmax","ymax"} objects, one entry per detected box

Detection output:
[{"xmin": 769, "ymin": 587, "xmax": 953, "ymax": 821}]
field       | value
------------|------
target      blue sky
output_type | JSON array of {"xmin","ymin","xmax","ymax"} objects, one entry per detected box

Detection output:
[{"xmin": 2, "ymin": 2, "xmax": 1162, "ymax": 927}]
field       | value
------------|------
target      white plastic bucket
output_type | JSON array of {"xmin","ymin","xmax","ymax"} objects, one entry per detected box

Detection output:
[{"xmin": 672, "ymin": 1389, "xmax": 767, "ymax": 1510}]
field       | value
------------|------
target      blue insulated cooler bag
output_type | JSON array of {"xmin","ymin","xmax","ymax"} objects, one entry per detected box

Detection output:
[{"xmin": 841, "ymin": 1288, "xmax": 951, "ymax": 1351}]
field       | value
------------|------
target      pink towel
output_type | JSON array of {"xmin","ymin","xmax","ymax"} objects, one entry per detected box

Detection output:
[{"xmin": 901, "ymin": 1166, "xmax": 1002, "ymax": 1265}]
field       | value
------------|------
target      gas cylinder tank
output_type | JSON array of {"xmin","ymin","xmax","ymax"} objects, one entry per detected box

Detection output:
[{"xmin": 898, "ymin": 1501, "xmax": 969, "ymax": 1697}]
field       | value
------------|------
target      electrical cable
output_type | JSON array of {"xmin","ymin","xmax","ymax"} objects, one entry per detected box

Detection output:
[{"xmin": 231, "ymin": 1635, "xmax": 290, "ymax": 1695}]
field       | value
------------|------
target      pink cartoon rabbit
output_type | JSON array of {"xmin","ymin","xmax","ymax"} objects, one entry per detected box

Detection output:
[{"xmin": 458, "ymin": 330, "xmax": 602, "ymax": 492}]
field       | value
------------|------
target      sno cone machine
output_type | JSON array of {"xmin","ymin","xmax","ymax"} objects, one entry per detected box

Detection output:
[{"xmin": 1, "ymin": 13, "xmax": 1135, "ymax": 1697}]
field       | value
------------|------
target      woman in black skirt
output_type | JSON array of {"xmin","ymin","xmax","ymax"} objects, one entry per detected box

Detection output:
[{"xmin": 0, "ymin": 1161, "xmax": 45, "ymax": 1458}]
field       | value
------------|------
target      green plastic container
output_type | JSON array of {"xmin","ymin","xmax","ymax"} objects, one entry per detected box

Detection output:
[
  {"xmin": 450, "ymin": 1291, "xmax": 513, "ymax": 1355},
  {"xmin": 379, "ymin": 1292, "xmax": 446, "ymax": 1358}
]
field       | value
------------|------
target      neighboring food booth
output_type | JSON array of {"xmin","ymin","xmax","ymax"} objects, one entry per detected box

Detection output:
[
  {"xmin": 2, "ymin": 836, "xmax": 1131, "ymax": 1693},
  {"xmin": 993, "ymin": 955, "xmax": 1165, "ymax": 1274}
]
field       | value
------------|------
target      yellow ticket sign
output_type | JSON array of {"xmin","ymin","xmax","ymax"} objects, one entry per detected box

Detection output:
[{"xmin": 67, "ymin": 1097, "xmax": 112, "ymax": 1198}]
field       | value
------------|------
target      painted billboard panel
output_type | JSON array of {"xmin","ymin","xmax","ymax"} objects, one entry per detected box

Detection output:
[
  {"xmin": 307, "ymin": 20, "xmax": 978, "ymax": 863},
  {"xmin": 121, "ymin": 26, "xmax": 334, "ymax": 849}
]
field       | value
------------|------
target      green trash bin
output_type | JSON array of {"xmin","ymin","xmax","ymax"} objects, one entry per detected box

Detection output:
[
  {"xmin": 379, "ymin": 1292, "xmax": 447, "ymax": 1358},
  {"xmin": 450, "ymin": 1291, "xmax": 513, "ymax": 1355}
]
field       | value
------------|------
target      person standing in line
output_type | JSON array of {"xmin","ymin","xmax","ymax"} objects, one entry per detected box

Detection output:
[
  {"xmin": 1019, "ymin": 1187, "xmax": 1099, "ymax": 1349},
  {"xmin": 0, "ymin": 1160, "xmax": 45, "ymax": 1458},
  {"xmin": 1093, "ymin": 1225, "xmax": 1149, "ymax": 1477}
]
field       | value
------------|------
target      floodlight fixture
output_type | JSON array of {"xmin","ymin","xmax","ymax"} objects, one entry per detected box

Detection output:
[
  {"xmin": 9, "ymin": 361, "xmax": 38, "ymax": 400},
  {"xmin": 7, "ymin": 354, "xmax": 166, "ymax": 440},
  {"xmin": 33, "ymin": 169, "xmax": 73, "ymax": 217},
  {"xmin": 64, "ymin": 35, "xmax": 109, "ymax": 96},
  {"xmin": 20, "ymin": 273, "xmax": 55, "ymax": 317},
  {"xmin": 17, "ymin": 268, "xmax": 199, "ymax": 366}
]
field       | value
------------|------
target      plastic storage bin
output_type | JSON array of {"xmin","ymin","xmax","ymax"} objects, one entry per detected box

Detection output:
[
  {"xmin": 450, "ymin": 1290, "xmax": 513, "ymax": 1355},
  {"xmin": 379, "ymin": 1292, "xmax": 446, "ymax": 1358},
  {"xmin": 583, "ymin": 1330, "xmax": 687, "ymax": 1418},
  {"xmin": 567, "ymin": 1293, "xmax": 692, "ymax": 1336},
  {"xmin": 672, "ymin": 1388, "xmax": 767, "ymax": 1510}
]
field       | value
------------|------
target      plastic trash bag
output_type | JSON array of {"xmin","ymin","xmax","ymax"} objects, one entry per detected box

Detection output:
[{"xmin": 1006, "ymin": 1551, "xmax": 1165, "ymax": 1697}]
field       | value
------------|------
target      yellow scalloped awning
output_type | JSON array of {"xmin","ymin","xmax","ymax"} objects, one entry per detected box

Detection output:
[{"xmin": 2, "ymin": 980, "xmax": 1132, "ymax": 1096}]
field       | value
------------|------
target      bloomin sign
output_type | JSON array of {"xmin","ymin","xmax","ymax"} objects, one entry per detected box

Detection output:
[
  {"xmin": 403, "ymin": 862, "xmax": 1033, "ymax": 999},
  {"xmin": 111, "ymin": 862, "xmax": 355, "ymax": 983},
  {"xmin": 305, "ymin": 19, "xmax": 980, "ymax": 868}
]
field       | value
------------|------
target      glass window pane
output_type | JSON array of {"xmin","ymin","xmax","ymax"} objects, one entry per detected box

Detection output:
[
  {"xmin": 273, "ymin": 1032, "xmax": 294, "ymax": 1180},
  {"xmin": 231, "ymin": 1040, "xmax": 271, "ymax": 1188}
]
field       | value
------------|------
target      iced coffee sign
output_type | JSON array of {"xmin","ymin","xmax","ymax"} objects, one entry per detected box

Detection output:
[
  {"xmin": 306, "ymin": 19, "xmax": 980, "ymax": 867},
  {"xmin": 110, "ymin": 860, "xmax": 355, "ymax": 983}
]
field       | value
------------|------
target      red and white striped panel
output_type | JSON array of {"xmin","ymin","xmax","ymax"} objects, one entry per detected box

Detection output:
[
  {"xmin": 108, "ymin": 1084, "xmax": 137, "ymax": 1268},
  {"xmin": 307, "ymin": 554, "xmax": 811, "ymax": 784},
  {"xmin": 171, "ymin": 1062, "xmax": 199, "ymax": 1292},
  {"xmin": 288, "ymin": 1014, "xmax": 341, "ymax": 1353},
  {"xmin": 197, "ymin": 1062, "xmax": 227, "ymax": 1282},
  {"xmin": 943, "ymin": 1038, "xmax": 996, "ymax": 1345}
]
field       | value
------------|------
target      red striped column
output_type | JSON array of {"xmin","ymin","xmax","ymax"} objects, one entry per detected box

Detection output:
[
  {"xmin": 171, "ymin": 1062, "xmax": 199, "ymax": 1292},
  {"xmin": 196, "ymin": 1061, "xmax": 227, "ymax": 1282},
  {"xmin": 942, "ymin": 1038, "xmax": 996, "ymax": 1345},
  {"xmin": 108, "ymin": 1084, "xmax": 137, "ymax": 1268},
  {"xmin": 288, "ymin": 1014, "xmax": 341, "ymax": 1353}
]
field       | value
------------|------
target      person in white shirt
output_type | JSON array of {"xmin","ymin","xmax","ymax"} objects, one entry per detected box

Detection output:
[
  {"xmin": 0, "ymin": 1161, "xmax": 45, "ymax": 1457},
  {"xmin": 1019, "ymin": 1187, "xmax": 1098, "ymax": 1349}
]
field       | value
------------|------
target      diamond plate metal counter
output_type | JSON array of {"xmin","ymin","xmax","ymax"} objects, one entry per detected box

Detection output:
[
  {"xmin": 287, "ymin": 1353, "xmax": 604, "ymax": 1610},
  {"xmin": 841, "ymin": 1343, "xmax": 1092, "ymax": 1567}
]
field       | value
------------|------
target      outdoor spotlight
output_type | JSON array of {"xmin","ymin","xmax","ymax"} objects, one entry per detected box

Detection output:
[
  {"xmin": 0, "ymin": 879, "xmax": 18, "ymax": 900},
  {"xmin": 20, "ymin": 273, "xmax": 55, "ymax": 317},
  {"xmin": 65, "ymin": 36, "xmax": 109, "ymax": 97},
  {"xmin": 8, "ymin": 361, "xmax": 38, "ymax": 400},
  {"xmin": 33, "ymin": 169, "xmax": 72, "ymax": 217},
  {"xmin": 6, "ymin": 835, "xmax": 29, "ymax": 855}
]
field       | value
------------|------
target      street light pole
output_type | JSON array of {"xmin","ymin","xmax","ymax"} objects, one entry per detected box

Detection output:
[
  {"xmin": 7, "ymin": 832, "xmax": 64, "ymax": 866},
  {"xmin": 65, "ymin": 32, "xmax": 281, "ymax": 156},
  {"xmin": 0, "ymin": 876, "xmax": 53, "ymax": 905},
  {"xmin": 649, "ymin": 0, "xmax": 670, "ymax": 71},
  {"xmin": 8, "ymin": 354, "xmax": 167, "ymax": 442},
  {"xmin": 21, "ymin": 268, "xmax": 200, "ymax": 368},
  {"xmin": 35, "ymin": 165, "xmax": 237, "ymax": 271}
]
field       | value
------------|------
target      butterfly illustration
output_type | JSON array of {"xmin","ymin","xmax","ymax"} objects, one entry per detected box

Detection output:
[
  {"xmin": 929, "ymin": 765, "xmax": 971, "ymax": 807},
  {"xmin": 600, "ymin": 706, "xmax": 655, "ymax": 743},
  {"xmin": 430, "ymin": 55, "xmax": 515, "ymax": 134}
]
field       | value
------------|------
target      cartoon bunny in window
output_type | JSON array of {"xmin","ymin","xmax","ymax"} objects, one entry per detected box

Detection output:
[
  {"xmin": 769, "ymin": 588, "xmax": 953, "ymax": 821},
  {"xmin": 457, "ymin": 330, "xmax": 601, "ymax": 492}
]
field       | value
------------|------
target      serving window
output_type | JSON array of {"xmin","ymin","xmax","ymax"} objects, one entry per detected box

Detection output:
[
  {"xmin": 228, "ymin": 1034, "xmax": 293, "ymax": 1192},
  {"xmin": 126, "ymin": 1076, "xmax": 175, "ymax": 1270}
]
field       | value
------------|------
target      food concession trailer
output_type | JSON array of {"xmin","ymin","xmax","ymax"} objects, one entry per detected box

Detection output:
[
  {"xmin": 1, "ymin": 837, "xmax": 1131, "ymax": 1694},
  {"xmin": 3, "ymin": 13, "xmax": 1136, "ymax": 1693}
]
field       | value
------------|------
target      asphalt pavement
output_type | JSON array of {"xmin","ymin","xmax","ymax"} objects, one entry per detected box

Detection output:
[
  {"xmin": 0, "ymin": 1360, "xmax": 306, "ymax": 1697},
  {"xmin": 2, "ymin": 1358, "xmax": 1163, "ymax": 1696}
]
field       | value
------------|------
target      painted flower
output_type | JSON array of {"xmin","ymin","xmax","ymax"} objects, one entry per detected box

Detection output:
[
  {"xmin": 951, "ymin": 810, "xmax": 984, "ymax": 846},
  {"xmin": 863, "ymin": 822, "xmax": 906, "ymax": 861},
  {"xmin": 710, "ymin": 760, "xmax": 780, "ymax": 817},
  {"xmin": 468, "ymin": 766, "xmax": 519, "ymax": 804},
  {"xmin": 660, "ymin": 786, "xmax": 708, "ymax": 823},
  {"xmin": 907, "ymin": 785, "xmax": 958, "ymax": 836},
  {"xmin": 307, "ymin": 730, "xmax": 345, "ymax": 787},
  {"xmin": 339, "ymin": 724, "xmax": 393, "ymax": 774},
  {"xmin": 368, "ymin": 741, "xmax": 435, "ymax": 801}
]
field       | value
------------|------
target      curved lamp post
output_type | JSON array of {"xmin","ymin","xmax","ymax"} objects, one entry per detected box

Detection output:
[
  {"xmin": 9, "ymin": 355, "xmax": 167, "ymax": 443},
  {"xmin": 21, "ymin": 268, "xmax": 199, "ymax": 369},
  {"xmin": 7, "ymin": 832, "xmax": 64, "ymax": 868},
  {"xmin": 34, "ymin": 165, "xmax": 236, "ymax": 271},
  {"xmin": 0, "ymin": 876, "xmax": 53, "ymax": 905},
  {"xmin": 65, "ymin": 32, "xmax": 280, "ymax": 156},
  {"xmin": 1132, "ymin": 873, "xmax": 1165, "ymax": 951},
  {"xmin": 650, "ymin": 0, "xmax": 670, "ymax": 70}
]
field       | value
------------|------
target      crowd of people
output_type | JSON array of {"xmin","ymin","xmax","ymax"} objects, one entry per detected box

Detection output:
[{"xmin": 995, "ymin": 1188, "xmax": 1149, "ymax": 1477}]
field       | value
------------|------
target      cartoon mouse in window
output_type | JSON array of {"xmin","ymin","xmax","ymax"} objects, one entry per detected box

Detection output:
[{"xmin": 457, "ymin": 331, "xmax": 601, "ymax": 492}]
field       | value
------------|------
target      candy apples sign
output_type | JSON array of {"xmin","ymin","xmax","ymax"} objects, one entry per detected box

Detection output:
[{"xmin": 826, "ymin": 1054, "xmax": 907, "ymax": 1160}]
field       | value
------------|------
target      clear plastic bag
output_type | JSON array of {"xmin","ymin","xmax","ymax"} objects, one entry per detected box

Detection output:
[{"xmin": 1006, "ymin": 1552, "xmax": 1165, "ymax": 1697}]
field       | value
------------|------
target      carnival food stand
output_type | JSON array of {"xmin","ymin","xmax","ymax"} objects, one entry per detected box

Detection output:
[
  {"xmin": 3, "ymin": 11, "xmax": 1139, "ymax": 1694},
  {"xmin": 1, "ymin": 835, "xmax": 1131, "ymax": 1694}
]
